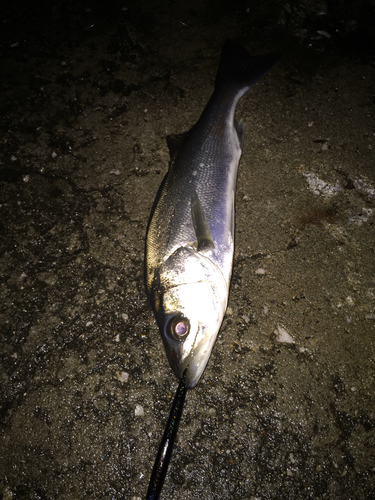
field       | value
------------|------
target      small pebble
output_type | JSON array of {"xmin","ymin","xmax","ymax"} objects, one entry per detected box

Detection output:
[
  {"xmin": 135, "ymin": 404, "xmax": 144, "ymax": 417},
  {"xmin": 116, "ymin": 371, "xmax": 129, "ymax": 383},
  {"xmin": 317, "ymin": 30, "xmax": 331, "ymax": 38},
  {"xmin": 346, "ymin": 296, "xmax": 354, "ymax": 306},
  {"xmin": 274, "ymin": 324, "xmax": 295, "ymax": 344},
  {"xmin": 242, "ymin": 314, "xmax": 250, "ymax": 324},
  {"xmin": 255, "ymin": 268, "xmax": 266, "ymax": 275}
]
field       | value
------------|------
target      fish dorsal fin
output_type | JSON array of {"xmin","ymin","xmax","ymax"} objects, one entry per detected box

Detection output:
[
  {"xmin": 235, "ymin": 119, "xmax": 245, "ymax": 149},
  {"xmin": 191, "ymin": 190, "xmax": 215, "ymax": 251},
  {"xmin": 166, "ymin": 132, "xmax": 189, "ymax": 160}
]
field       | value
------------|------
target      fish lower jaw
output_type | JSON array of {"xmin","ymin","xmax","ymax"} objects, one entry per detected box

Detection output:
[{"xmin": 168, "ymin": 351, "xmax": 211, "ymax": 390}]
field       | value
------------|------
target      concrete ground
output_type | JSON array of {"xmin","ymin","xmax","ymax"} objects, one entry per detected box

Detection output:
[{"xmin": 0, "ymin": 1, "xmax": 374, "ymax": 499}]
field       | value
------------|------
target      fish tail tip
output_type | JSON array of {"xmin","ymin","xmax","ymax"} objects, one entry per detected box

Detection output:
[{"xmin": 216, "ymin": 39, "xmax": 280, "ymax": 91}]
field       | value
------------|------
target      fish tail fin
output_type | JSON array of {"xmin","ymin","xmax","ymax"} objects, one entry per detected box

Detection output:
[{"xmin": 215, "ymin": 40, "xmax": 279, "ymax": 95}]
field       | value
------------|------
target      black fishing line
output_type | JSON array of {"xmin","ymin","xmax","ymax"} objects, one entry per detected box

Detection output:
[{"xmin": 146, "ymin": 373, "xmax": 187, "ymax": 500}]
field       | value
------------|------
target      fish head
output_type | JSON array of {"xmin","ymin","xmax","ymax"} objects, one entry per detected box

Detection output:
[{"xmin": 152, "ymin": 246, "xmax": 228, "ymax": 389}]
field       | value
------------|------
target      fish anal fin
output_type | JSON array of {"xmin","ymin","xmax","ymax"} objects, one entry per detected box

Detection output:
[{"xmin": 191, "ymin": 190, "xmax": 215, "ymax": 251}]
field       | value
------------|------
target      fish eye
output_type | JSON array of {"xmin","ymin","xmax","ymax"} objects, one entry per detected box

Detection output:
[{"xmin": 167, "ymin": 315, "xmax": 190, "ymax": 341}]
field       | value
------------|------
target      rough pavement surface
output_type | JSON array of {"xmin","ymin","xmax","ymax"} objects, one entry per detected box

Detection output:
[{"xmin": 1, "ymin": 1, "xmax": 374, "ymax": 499}]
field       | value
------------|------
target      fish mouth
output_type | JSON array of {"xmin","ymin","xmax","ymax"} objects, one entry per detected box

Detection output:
[
  {"xmin": 171, "ymin": 357, "xmax": 206, "ymax": 390},
  {"xmin": 165, "ymin": 337, "xmax": 214, "ymax": 390}
]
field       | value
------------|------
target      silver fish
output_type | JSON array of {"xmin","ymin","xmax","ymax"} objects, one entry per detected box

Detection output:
[{"xmin": 145, "ymin": 40, "xmax": 278, "ymax": 389}]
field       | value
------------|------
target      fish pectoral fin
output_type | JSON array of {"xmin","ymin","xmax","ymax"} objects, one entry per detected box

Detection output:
[
  {"xmin": 235, "ymin": 119, "xmax": 245, "ymax": 149},
  {"xmin": 166, "ymin": 131, "xmax": 189, "ymax": 160},
  {"xmin": 191, "ymin": 190, "xmax": 215, "ymax": 251},
  {"xmin": 230, "ymin": 189, "xmax": 235, "ymax": 239}
]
